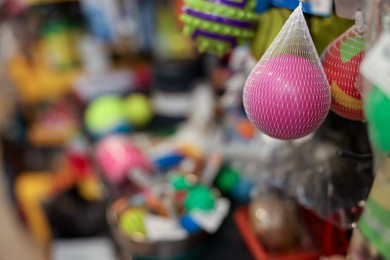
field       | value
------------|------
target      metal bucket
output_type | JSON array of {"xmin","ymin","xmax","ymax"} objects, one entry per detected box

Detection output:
[{"xmin": 107, "ymin": 199, "xmax": 210, "ymax": 260}]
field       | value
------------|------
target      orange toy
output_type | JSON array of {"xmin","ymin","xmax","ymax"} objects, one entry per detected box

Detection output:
[{"xmin": 236, "ymin": 120, "xmax": 256, "ymax": 139}]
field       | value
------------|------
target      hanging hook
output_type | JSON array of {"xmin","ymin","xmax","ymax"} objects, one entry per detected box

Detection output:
[
  {"xmin": 355, "ymin": 10, "xmax": 365, "ymax": 28},
  {"xmin": 336, "ymin": 150, "xmax": 373, "ymax": 162}
]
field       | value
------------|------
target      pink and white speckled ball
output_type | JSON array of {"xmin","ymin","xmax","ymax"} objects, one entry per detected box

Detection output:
[{"xmin": 243, "ymin": 55, "xmax": 331, "ymax": 140}]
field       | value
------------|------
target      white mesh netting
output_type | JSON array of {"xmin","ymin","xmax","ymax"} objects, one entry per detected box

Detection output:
[
  {"xmin": 321, "ymin": 12, "xmax": 366, "ymax": 121},
  {"xmin": 243, "ymin": 4, "xmax": 331, "ymax": 140}
]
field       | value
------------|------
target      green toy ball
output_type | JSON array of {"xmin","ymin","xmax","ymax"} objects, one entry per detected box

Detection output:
[
  {"xmin": 85, "ymin": 95, "xmax": 129, "ymax": 137},
  {"xmin": 216, "ymin": 166, "xmax": 240, "ymax": 194},
  {"xmin": 119, "ymin": 208, "xmax": 146, "ymax": 237},
  {"xmin": 184, "ymin": 185, "xmax": 216, "ymax": 212},
  {"xmin": 123, "ymin": 93, "xmax": 153, "ymax": 128},
  {"xmin": 365, "ymin": 86, "xmax": 390, "ymax": 152}
]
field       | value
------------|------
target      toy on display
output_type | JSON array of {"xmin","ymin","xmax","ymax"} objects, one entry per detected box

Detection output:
[
  {"xmin": 95, "ymin": 135, "xmax": 151, "ymax": 184},
  {"xmin": 244, "ymin": 3, "xmax": 330, "ymax": 140},
  {"xmin": 85, "ymin": 95, "xmax": 129, "ymax": 138},
  {"xmin": 123, "ymin": 93, "xmax": 153, "ymax": 129},
  {"xmin": 321, "ymin": 11, "xmax": 366, "ymax": 121},
  {"xmin": 119, "ymin": 207, "xmax": 147, "ymax": 238},
  {"xmin": 107, "ymin": 181, "xmax": 230, "ymax": 259},
  {"xmin": 181, "ymin": 0, "xmax": 258, "ymax": 56}
]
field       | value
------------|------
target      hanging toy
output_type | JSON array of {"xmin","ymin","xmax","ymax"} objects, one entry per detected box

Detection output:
[
  {"xmin": 181, "ymin": 0, "xmax": 257, "ymax": 56},
  {"xmin": 243, "ymin": 3, "xmax": 330, "ymax": 140},
  {"xmin": 321, "ymin": 11, "xmax": 366, "ymax": 121}
]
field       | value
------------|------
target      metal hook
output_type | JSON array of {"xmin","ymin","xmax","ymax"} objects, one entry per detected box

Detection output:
[{"xmin": 336, "ymin": 150, "xmax": 373, "ymax": 162}]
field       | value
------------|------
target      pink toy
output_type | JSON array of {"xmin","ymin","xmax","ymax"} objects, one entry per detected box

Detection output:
[
  {"xmin": 243, "ymin": 55, "xmax": 331, "ymax": 140},
  {"xmin": 95, "ymin": 135, "xmax": 151, "ymax": 183}
]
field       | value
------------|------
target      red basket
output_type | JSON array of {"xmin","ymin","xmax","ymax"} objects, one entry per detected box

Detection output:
[{"xmin": 234, "ymin": 206, "xmax": 349, "ymax": 260}]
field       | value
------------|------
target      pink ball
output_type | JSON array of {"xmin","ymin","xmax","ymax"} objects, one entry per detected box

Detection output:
[
  {"xmin": 95, "ymin": 135, "xmax": 151, "ymax": 183},
  {"xmin": 243, "ymin": 55, "xmax": 330, "ymax": 140}
]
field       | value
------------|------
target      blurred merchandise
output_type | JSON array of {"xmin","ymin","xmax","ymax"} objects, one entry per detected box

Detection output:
[
  {"xmin": 95, "ymin": 135, "xmax": 151, "ymax": 185},
  {"xmin": 84, "ymin": 96, "xmax": 129, "ymax": 139},
  {"xmin": 73, "ymin": 70, "xmax": 136, "ymax": 103},
  {"xmin": 8, "ymin": 52, "xmax": 78, "ymax": 104},
  {"xmin": 15, "ymin": 172, "xmax": 54, "ymax": 247},
  {"xmin": 39, "ymin": 5, "xmax": 79, "ymax": 71},
  {"xmin": 80, "ymin": 0, "xmax": 120, "ymax": 43},
  {"xmin": 151, "ymin": 58, "xmax": 203, "ymax": 123},
  {"xmin": 27, "ymin": 99, "xmax": 79, "ymax": 147},
  {"xmin": 181, "ymin": 0, "xmax": 257, "ymax": 56},
  {"xmin": 44, "ymin": 186, "xmax": 107, "ymax": 238},
  {"xmin": 123, "ymin": 93, "xmax": 153, "ymax": 129},
  {"xmin": 321, "ymin": 11, "xmax": 366, "ymax": 121},
  {"xmin": 107, "ymin": 184, "xmax": 229, "ymax": 259},
  {"xmin": 154, "ymin": 0, "xmax": 196, "ymax": 60}
]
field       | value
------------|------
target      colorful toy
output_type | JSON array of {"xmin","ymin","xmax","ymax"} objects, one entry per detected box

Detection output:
[
  {"xmin": 95, "ymin": 135, "xmax": 151, "ymax": 183},
  {"xmin": 119, "ymin": 208, "xmax": 147, "ymax": 238},
  {"xmin": 181, "ymin": 0, "xmax": 258, "ymax": 56},
  {"xmin": 364, "ymin": 86, "xmax": 390, "ymax": 152},
  {"xmin": 180, "ymin": 214, "xmax": 201, "ymax": 234},
  {"xmin": 169, "ymin": 173, "xmax": 194, "ymax": 191},
  {"xmin": 244, "ymin": 4, "xmax": 330, "ymax": 140},
  {"xmin": 154, "ymin": 153, "xmax": 185, "ymax": 172},
  {"xmin": 216, "ymin": 166, "xmax": 240, "ymax": 194},
  {"xmin": 244, "ymin": 55, "xmax": 331, "ymax": 140},
  {"xmin": 184, "ymin": 185, "xmax": 216, "ymax": 212},
  {"xmin": 85, "ymin": 96, "xmax": 129, "ymax": 138},
  {"xmin": 123, "ymin": 93, "xmax": 153, "ymax": 128},
  {"xmin": 321, "ymin": 14, "xmax": 366, "ymax": 121}
]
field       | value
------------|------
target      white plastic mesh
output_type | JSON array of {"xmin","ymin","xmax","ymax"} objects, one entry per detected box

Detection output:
[
  {"xmin": 321, "ymin": 12, "xmax": 366, "ymax": 121},
  {"xmin": 243, "ymin": 4, "xmax": 330, "ymax": 140}
]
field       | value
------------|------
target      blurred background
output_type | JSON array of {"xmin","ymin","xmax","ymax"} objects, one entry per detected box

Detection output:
[{"xmin": 0, "ymin": 0, "xmax": 385, "ymax": 259}]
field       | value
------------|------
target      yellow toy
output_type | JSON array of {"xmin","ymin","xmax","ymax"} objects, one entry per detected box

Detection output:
[{"xmin": 8, "ymin": 46, "xmax": 78, "ymax": 104}]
